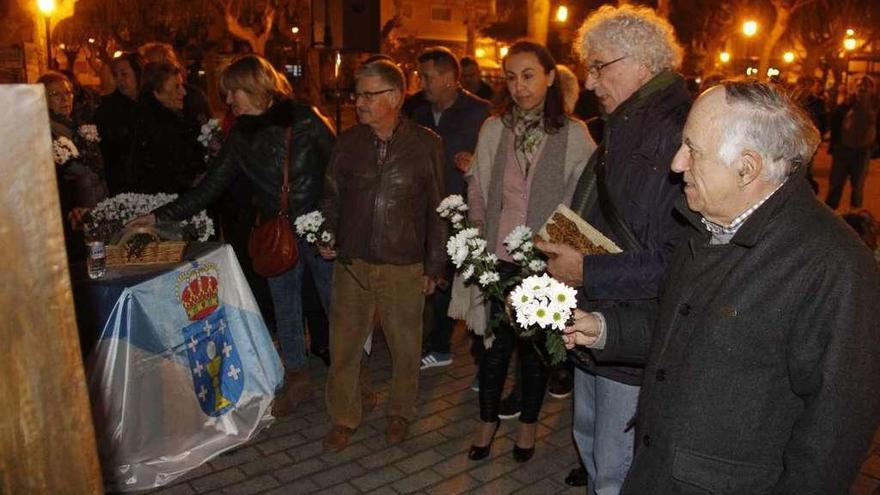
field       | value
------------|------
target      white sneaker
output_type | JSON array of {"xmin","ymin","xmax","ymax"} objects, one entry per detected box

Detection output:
[{"xmin": 420, "ymin": 352, "xmax": 453, "ymax": 370}]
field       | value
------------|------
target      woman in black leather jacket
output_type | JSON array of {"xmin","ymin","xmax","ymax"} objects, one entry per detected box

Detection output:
[{"xmin": 131, "ymin": 55, "xmax": 336, "ymax": 416}]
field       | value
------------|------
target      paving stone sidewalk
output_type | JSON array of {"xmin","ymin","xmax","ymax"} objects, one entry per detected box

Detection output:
[{"xmin": 145, "ymin": 325, "xmax": 584, "ymax": 495}]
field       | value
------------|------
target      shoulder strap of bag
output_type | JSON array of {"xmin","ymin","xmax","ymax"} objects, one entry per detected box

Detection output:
[
  {"xmin": 279, "ymin": 127, "xmax": 292, "ymax": 216},
  {"xmin": 595, "ymin": 156, "xmax": 645, "ymax": 252}
]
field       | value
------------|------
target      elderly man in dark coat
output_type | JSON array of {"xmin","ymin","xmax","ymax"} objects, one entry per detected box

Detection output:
[{"xmin": 563, "ymin": 80, "xmax": 880, "ymax": 494}]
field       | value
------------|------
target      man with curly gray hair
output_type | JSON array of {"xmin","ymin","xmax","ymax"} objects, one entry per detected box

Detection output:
[{"xmin": 537, "ymin": 4, "xmax": 691, "ymax": 492}]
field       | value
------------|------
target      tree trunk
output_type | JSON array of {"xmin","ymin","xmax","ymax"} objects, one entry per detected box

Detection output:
[
  {"xmin": 759, "ymin": 3, "xmax": 790, "ymax": 81},
  {"xmin": 526, "ymin": 0, "xmax": 549, "ymax": 46}
]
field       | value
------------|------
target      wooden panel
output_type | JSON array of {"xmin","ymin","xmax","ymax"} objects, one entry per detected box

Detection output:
[{"xmin": 0, "ymin": 85, "xmax": 102, "ymax": 494}]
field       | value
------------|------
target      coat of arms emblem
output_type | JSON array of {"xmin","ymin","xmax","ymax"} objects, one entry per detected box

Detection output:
[{"xmin": 178, "ymin": 264, "xmax": 244, "ymax": 416}]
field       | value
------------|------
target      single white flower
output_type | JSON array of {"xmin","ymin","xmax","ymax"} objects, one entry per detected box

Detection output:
[
  {"xmin": 528, "ymin": 259, "xmax": 547, "ymax": 273},
  {"xmin": 306, "ymin": 233, "xmax": 317, "ymax": 243},
  {"xmin": 461, "ymin": 264, "xmax": 475, "ymax": 281},
  {"xmin": 321, "ymin": 231, "xmax": 333, "ymax": 243},
  {"xmin": 478, "ymin": 271, "xmax": 500, "ymax": 288}
]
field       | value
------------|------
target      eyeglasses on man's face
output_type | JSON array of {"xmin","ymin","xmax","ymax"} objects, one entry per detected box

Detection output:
[
  {"xmin": 47, "ymin": 89, "xmax": 74, "ymax": 99},
  {"xmin": 350, "ymin": 88, "xmax": 395, "ymax": 102},
  {"xmin": 586, "ymin": 56, "xmax": 627, "ymax": 79}
]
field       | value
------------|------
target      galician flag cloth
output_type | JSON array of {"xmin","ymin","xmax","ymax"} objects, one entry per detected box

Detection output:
[{"xmin": 87, "ymin": 245, "xmax": 283, "ymax": 491}]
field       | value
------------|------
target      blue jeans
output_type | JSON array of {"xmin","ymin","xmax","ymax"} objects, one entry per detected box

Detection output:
[
  {"xmin": 573, "ymin": 368, "xmax": 639, "ymax": 495},
  {"xmin": 267, "ymin": 239, "xmax": 333, "ymax": 371}
]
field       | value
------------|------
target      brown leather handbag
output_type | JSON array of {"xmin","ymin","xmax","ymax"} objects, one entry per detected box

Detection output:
[{"xmin": 248, "ymin": 128, "xmax": 299, "ymax": 277}]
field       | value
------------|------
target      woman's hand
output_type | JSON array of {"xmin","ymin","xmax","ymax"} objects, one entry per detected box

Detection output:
[
  {"xmin": 562, "ymin": 309, "xmax": 602, "ymax": 349},
  {"xmin": 127, "ymin": 214, "xmax": 157, "ymax": 228},
  {"xmin": 318, "ymin": 245, "xmax": 337, "ymax": 260},
  {"xmin": 454, "ymin": 152, "xmax": 474, "ymax": 174}
]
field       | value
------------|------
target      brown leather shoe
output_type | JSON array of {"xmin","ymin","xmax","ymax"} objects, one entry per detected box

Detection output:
[
  {"xmin": 386, "ymin": 415, "xmax": 408, "ymax": 444},
  {"xmin": 323, "ymin": 424, "xmax": 354, "ymax": 452},
  {"xmin": 273, "ymin": 369, "xmax": 311, "ymax": 417}
]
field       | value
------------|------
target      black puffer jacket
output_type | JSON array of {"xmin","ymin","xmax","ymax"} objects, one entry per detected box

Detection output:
[{"xmin": 155, "ymin": 99, "xmax": 335, "ymax": 223}]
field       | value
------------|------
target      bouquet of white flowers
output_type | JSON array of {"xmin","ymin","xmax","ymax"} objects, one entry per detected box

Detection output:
[
  {"xmin": 509, "ymin": 274, "xmax": 578, "ymax": 365},
  {"xmin": 294, "ymin": 210, "xmax": 334, "ymax": 246},
  {"xmin": 78, "ymin": 124, "xmax": 100, "ymax": 143},
  {"xmin": 82, "ymin": 192, "xmax": 215, "ymax": 244},
  {"xmin": 197, "ymin": 118, "xmax": 224, "ymax": 163},
  {"xmin": 53, "ymin": 136, "xmax": 80, "ymax": 165}
]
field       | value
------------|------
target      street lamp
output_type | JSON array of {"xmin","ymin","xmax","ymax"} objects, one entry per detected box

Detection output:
[
  {"xmin": 844, "ymin": 37, "xmax": 857, "ymax": 51},
  {"xmin": 742, "ymin": 20, "xmax": 758, "ymax": 37},
  {"xmin": 37, "ymin": 0, "xmax": 56, "ymax": 69},
  {"xmin": 719, "ymin": 51, "xmax": 731, "ymax": 63},
  {"xmin": 555, "ymin": 5, "xmax": 569, "ymax": 23},
  {"xmin": 783, "ymin": 51, "xmax": 795, "ymax": 64}
]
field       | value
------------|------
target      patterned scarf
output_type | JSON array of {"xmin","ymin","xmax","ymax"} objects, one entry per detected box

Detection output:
[{"xmin": 511, "ymin": 104, "xmax": 546, "ymax": 174}]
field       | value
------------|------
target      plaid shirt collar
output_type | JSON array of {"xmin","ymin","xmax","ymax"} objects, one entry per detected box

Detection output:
[
  {"xmin": 372, "ymin": 118, "xmax": 402, "ymax": 164},
  {"xmin": 701, "ymin": 180, "xmax": 786, "ymax": 244}
]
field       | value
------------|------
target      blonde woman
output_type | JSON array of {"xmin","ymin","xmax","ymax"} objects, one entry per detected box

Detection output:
[{"xmin": 130, "ymin": 55, "xmax": 336, "ymax": 416}]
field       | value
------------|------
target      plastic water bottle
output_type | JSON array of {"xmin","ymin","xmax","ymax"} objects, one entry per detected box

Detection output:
[{"xmin": 87, "ymin": 240, "xmax": 107, "ymax": 279}]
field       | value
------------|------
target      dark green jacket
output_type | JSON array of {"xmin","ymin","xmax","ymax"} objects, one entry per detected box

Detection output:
[{"xmin": 156, "ymin": 100, "xmax": 335, "ymax": 223}]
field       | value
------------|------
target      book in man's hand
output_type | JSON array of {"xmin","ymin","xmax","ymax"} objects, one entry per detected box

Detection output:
[{"xmin": 537, "ymin": 204, "xmax": 622, "ymax": 255}]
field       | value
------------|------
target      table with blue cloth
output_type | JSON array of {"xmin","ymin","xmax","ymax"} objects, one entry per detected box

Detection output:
[{"xmin": 72, "ymin": 243, "xmax": 283, "ymax": 492}]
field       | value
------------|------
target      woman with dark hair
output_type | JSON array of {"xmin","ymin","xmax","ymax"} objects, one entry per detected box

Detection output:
[
  {"xmin": 39, "ymin": 70, "xmax": 109, "ymax": 258},
  {"xmin": 127, "ymin": 61, "xmax": 206, "ymax": 194},
  {"xmin": 129, "ymin": 55, "xmax": 336, "ymax": 417},
  {"xmin": 95, "ymin": 52, "xmax": 144, "ymax": 194},
  {"xmin": 452, "ymin": 40, "xmax": 595, "ymax": 463}
]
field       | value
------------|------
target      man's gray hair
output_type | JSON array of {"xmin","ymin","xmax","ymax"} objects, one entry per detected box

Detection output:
[
  {"xmin": 577, "ymin": 4, "xmax": 682, "ymax": 75},
  {"xmin": 356, "ymin": 59, "xmax": 406, "ymax": 94},
  {"xmin": 716, "ymin": 80, "xmax": 820, "ymax": 184}
]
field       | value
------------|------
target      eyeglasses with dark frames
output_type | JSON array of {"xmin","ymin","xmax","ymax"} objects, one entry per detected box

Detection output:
[
  {"xmin": 586, "ymin": 56, "xmax": 627, "ymax": 79},
  {"xmin": 350, "ymin": 88, "xmax": 396, "ymax": 102}
]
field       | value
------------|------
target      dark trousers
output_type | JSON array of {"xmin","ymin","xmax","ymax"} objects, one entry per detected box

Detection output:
[
  {"xmin": 478, "ymin": 263, "xmax": 548, "ymax": 424},
  {"xmin": 826, "ymin": 145, "xmax": 872, "ymax": 209}
]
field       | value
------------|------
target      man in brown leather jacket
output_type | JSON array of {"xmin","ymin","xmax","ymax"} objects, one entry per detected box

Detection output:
[{"xmin": 319, "ymin": 59, "xmax": 447, "ymax": 452}]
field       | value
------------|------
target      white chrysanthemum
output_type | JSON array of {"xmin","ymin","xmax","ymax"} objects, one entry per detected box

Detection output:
[
  {"xmin": 467, "ymin": 238, "xmax": 487, "ymax": 256},
  {"xmin": 461, "ymin": 264, "xmax": 475, "ymax": 281},
  {"xmin": 548, "ymin": 307, "xmax": 569, "ymax": 331},
  {"xmin": 447, "ymin": 235, "xmax": 469, "ymax": 268},
  {"xmin": 77, "ymin": 124, "xmax": 100, "ymax": 143},
  {"xmin": 515, "ymin": 300, "xmax": 537, "ymax": 328},
  {"xmin": 548, "ymin": 281, "xmax": 578, "ymax": 311},
  {"xmin": 503, "ymin": 225, "xmax": 532, "ymax": 253},
  {"xmin": 509, "ymin": 284, "xmax": 534, "ymax": 311},
  {"xmin": 437, "ymin": 194, "xmax": 467, "ymax": 216},
  {"xmin": 528, "ymin": 259, "xmax": 546, "ymax": 273},
  {"xmin": 484, "ymin": 253, "xmax": 499, "ymax": 264},
  {"xmin": 306, "ymin": 233, "xmax": 316, "ymax": 243},
  {"xmin": 520, "ymin": 241, "xmax": 533, "ymax": 253},
  {"xmin": 450, "ymin": 213, "xmax": 464, "ymax": 224},
  {"xmin": 321, "ymin": 231, "xmax": 333, "ymax": 243},
  {"xmin": 511, "ymin": 252, "xmax": 525, "ymax": 262},
  {"xmin": 478, "ymin": 271, "xmax": 500, "ymax": 288}
]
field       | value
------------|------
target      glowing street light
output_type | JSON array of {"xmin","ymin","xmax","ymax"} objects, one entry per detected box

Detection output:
[
  {"xmin": 719, "ymin": 51, "xmax": 731, "ymax": 63},
  {"xmin": 846, "ymin": 28, "xmax": 855, "ymax": 36},
  {"xmin": 88, "ymin": 37, "xmax": 95, "ymax": 44},
  {"xmin": 475, "ymin": 47, "xmax": 486, "ymax": 58},
  {"xmin": 291, "ymin": 26, "xmax": 300, "ymax": 35},
  {"xmin": 742, "ymin": 20, "xmax": 758, "ymax": 37},
  {"xmin": 499, "ymin": 45, "xmax": 509, "ymax": 58},
  {"xmin": 37, "ymin": 0, "xmax": 56, "ymax": 69},
  {"xmin": 783, "ymin": 51, "xmax": 795, "ymax": 63},
  {"xmin": 113, "ymin": 50, "xmax": 123, "ymax": 58},
  {"xmin": 555, "ymin": 5, "xmax": 569, "ymax": 23},
  {"xmin": 844, "ymin": 37, "xmax": 857, "ymax": 51}
]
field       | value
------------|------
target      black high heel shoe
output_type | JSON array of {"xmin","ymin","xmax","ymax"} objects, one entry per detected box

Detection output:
[
  {"xmin": 512, "ymin": 444, "xmax": 535, "ymax": 463},
  {"xmin": 468, "ymin": 420, "xmax": 501, "ymax": 460}
]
